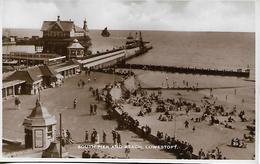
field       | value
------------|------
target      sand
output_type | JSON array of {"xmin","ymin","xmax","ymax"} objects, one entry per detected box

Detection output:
[{"xmin": 119, "ymin": 71, "xmax": 255, "ymax": 159}]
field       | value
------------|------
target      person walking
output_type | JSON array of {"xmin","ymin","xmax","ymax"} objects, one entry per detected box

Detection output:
[
  {"xmin": 73, "ymin": 98, "xmax": 77, "ymax": 109},
  {"xmin": 112, "ymin": 130, "xmax": 117, "ymax": 145},
  {"xmin": 90, "ymin": 104, "xmax": 93, "ymax": 115},
  {"xmin": 192, "ymin": 126, "xmax": 196, "ymax": 133},
  {"xmin": 117, "ymin": 133, "xmax": 122, "ymax": 146},
  {"xmin": 15, "ymin": 97, "xmax": 21, "ymax": 110},
  {"xmin": 185, "ymin": 120, "xmax": 189, "ymax": 128},
  {"xmin": 125, "ymin": 142, "xmax": 130, "ymax": 158},
  {"xmin": 103, "ymin": 131, "xmax": 107, "ymax": 143},
  {"xmin": 85, "ymin": 130, "xmax": 89, "ymax": 143},
  {"xmin": 82, "ymin": 80, "xmax": 85, "ymax": 88},
  {"xmin": 94, "ymin": 104, "xmax": 97, "ymax": 115}
]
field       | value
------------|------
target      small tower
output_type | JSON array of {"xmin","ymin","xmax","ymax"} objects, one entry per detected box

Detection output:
[
  {"xmin": 67, "ymin": 39, "xmax": 85, "ymax": 59},
  {"xmin": 23, "ymin": 99, "xmax": 56, "ymax": 150},
  {"xmin": 83, "ymin": 17, "xmax": 88, "ymax": 36},
  {"xmin": 57, "ymin": 16, "xmax": 60, "ymax": 22}
]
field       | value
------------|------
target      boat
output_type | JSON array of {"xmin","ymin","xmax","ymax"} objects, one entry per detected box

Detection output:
[{"xmin": 101, "ymin": 27, "xmax": 110, "ymax": 37}]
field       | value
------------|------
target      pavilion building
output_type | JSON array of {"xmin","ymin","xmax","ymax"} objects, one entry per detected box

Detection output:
[{"xmin": 40, "ymin": 16, "xmax": 91, "ymax": 59}]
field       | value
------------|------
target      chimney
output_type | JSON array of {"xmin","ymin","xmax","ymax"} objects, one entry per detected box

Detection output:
[{"xmin": 57, "ymin": 16, "xmax": 60, "ymax": 21}]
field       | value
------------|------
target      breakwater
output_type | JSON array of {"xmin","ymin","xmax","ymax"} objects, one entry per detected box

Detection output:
[{"xmin": 117, "ymin": 64, "xmax": 250, "ymax": 78}]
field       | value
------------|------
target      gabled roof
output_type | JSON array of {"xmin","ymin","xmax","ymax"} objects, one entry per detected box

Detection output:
[
  {"xmin": 27, "ymin": 66, "xmax": 44, "ymax": 81},
  {"xmin": 49, "ymin": 22, "xmax": 64, "ymax": 31},
  {"xmin": 39, "ymin": 65, "xmax": 57, "ymax": 77},
  {"xmin": 41, "ymin": 21, "xmax": 74, "ymax": 32},
  {"xmin": 6, "ymin": 66, "xmax": 43, "ymax": 84},
  {"xmin": 74, "ymin": 25, "xmax": 85, "ymax": 33}
]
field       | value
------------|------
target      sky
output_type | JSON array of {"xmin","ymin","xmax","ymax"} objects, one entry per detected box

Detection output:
[{"xmin": 2, "ymin": 0, "xmax": 255, "ymax": 32}]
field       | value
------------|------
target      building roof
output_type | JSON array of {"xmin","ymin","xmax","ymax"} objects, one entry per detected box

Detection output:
[
  {"xmin": 6, "ymin": 66, "xmax": 43, "ymax": 84},
  {"xmin": 74, "ymin": 25, "xmax": 85, "ymax": 33},
  {"xmin": 39, "ymin": 65, "xmax": 57, "ymax": 77},
  {"xmin": 41, "ymin": 20, "xmax": 85, "ymax": 34},
  {"xmin": 67, "ymin": 39, "xmax": 84, "ymax": 49},
  {"xmin": 23, "ymin": 100, "xmax": 56, "ymax": 127},
  {"xmin": 2, "ymin": 80, "xmax": 26, "ymax": 89},
  {"xmin": 50, "ymin": 60, "xmax": 79, "ymax": 73},
  {"xmin": 41, "ymin": 21, "xmax": 74, "ymax": 32},
  {"xmin": 27, "ymin": 66, "xmax": 44, "ymax": 82}
]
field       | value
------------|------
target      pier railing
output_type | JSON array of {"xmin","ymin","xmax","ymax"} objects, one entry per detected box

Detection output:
[{"xmin": 117, "ymin": 64, "xmax": 250, "ymax": 78}]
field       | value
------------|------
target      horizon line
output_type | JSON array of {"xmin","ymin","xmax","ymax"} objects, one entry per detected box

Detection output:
[{"xmin": 2, "ymin": 27, "xmax": 255, "ymax": 33}]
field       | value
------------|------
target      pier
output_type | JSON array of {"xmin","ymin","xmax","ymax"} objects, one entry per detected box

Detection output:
[{"xmin": 117, "ymin": 64, "xmax": 250, "ymax": 78}]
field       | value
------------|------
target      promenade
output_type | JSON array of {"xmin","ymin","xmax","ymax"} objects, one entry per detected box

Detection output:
[{"xmin": 3, "ymin": 72, "xmax": 176, "ymax": 159}]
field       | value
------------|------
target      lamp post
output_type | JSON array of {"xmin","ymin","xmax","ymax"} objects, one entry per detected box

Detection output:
[
  {"xmin": 174, "ymin": 115, "xmax": 177, "ymax": 138},
  {"xmin": 59, "ymin": 113, "xmax": 62, "ymax": 158}
]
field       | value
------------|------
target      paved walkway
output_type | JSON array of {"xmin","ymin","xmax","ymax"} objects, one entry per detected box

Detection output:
[{"xmin": 3, "ymin": 72, "xmax": 176, "ymax": 159}]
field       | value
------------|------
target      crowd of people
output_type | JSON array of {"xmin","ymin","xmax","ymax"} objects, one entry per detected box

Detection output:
[
  {"xmin": 82, "ymin": 150, "xmax": 118, "ymax": 158},
  {"xmin": 63, "ymin": 68, "xmax": 253, "ymax": 159},
  {"xmin": 198, "ymin": 147, "xmax": 226, "ymax": 159}
]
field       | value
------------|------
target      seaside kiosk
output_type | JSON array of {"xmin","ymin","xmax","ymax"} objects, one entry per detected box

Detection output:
[
  {"xmin": 67, "ymin": 39, "xmax": 85, "ymax": 59},
  {"xmin": 23, "ymin": 99, "xmax": 56, "ymax": 150}
]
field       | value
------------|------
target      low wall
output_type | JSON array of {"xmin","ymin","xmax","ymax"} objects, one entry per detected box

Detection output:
[{"xmin": 111, "ymin": 106, "xmax": 198, "ymax": 159}]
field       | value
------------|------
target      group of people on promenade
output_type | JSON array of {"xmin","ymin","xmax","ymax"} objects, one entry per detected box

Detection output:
[
  {"xmin": 84, "ymin": 128, "xmax": 123, "ymax": 146},
  {"xmin": 61, "ymin": 129, "xmax": 74, "ymax": 145},
  {"xmin": 82, "ymin": 150, "xmax": 118, "ymax": 158}
]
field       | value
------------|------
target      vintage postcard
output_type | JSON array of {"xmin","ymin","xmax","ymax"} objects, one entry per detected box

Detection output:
[{"xmin": 1, "ymin": 0, "xmax": 257, "ymax": 163}]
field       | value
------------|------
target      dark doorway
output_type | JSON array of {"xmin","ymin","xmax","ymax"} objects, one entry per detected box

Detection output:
[{"xmin": 24, "ymin": 129, "xmax": 33, "ymax": 149}]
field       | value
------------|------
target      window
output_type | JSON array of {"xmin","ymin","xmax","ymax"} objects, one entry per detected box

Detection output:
[{"xmin": 47, "ymin": 125, "xmax": 53, "ymax": 139}]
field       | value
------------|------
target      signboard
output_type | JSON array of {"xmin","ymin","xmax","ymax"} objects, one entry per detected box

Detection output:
[{"xmin": 34, "ymin": 129, "xmax": 44, "ymax": 148}]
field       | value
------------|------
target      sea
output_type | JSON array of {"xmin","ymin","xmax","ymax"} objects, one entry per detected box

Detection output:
[{"xmin": 2, "ymin": 28, "xmax": 255, "ymax": 78}]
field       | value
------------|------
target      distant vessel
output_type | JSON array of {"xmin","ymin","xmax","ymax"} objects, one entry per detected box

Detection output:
[
  {"xmin": 101, "ymin": 27, "xmax": 110, "ymax": 37},
  {"xmin": 126, "ymin": 32, "xmax": 135, "ymax": 45},
  {"xmin": 125, "ymin": 31, "xmax": 146, "ymax": 49}
]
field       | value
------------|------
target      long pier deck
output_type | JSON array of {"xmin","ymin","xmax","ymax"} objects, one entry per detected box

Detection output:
[{"xmin": 117, "ymin": 64, "xmax": 250, "ymax": 78}]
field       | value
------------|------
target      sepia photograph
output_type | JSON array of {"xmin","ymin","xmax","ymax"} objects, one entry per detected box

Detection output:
[{"xmin": 1, "ymin": 0, "xmax": 257, "ymax": 162}]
